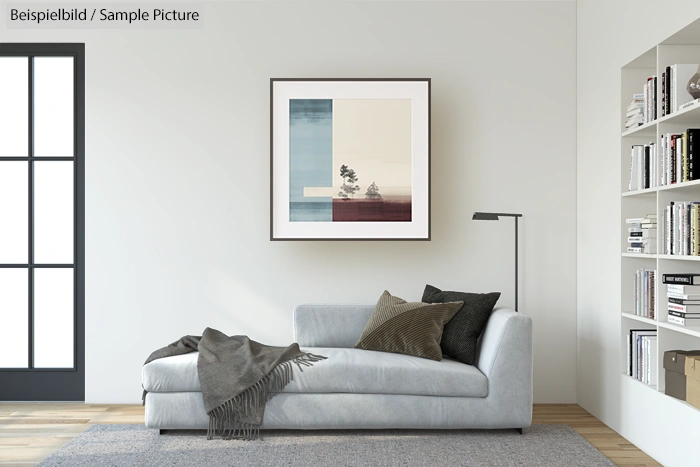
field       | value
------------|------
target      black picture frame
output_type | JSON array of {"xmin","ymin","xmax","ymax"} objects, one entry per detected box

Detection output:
[{"xmin": 270, "ymin": 78, "xmax": 431, "ymax": 241}]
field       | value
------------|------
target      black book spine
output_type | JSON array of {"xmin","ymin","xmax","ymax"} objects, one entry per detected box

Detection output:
[
  {"xmin": 662, "ymin": 72, "xmax": 666, "ymax": 117},
  {"xmin": 666, "ymin": 66, "xmax": 671, "ymax": 115},
  {"xmin": 630, "ymin": 232, "xmax": 643, "ymax": 237},
  {"xmin": 644, "ymin": 145, "xmax": 650, "ymax": 189},
  {"xmin": 670, "ymin": 201, "xmax": 675, "ymax": 253},
  {"xmin": 671, "ymin": 138, "xmax": 676, "ymax": 183},
  {"xmin": 689, "ymin": 129, "xmax": 699, "ymax": 180},
  {"xmin": 653, "ymin": 77, "xmax": 657, "ymax": 121},
  {"xmin": 662, "ymin": 274, "xmax": 700, "ymax": 284},
  {"xmin": 668, "ymin": 310, "xmax": 700, "ymax": 318}
]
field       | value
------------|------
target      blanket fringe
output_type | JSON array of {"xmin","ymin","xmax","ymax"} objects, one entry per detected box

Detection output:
[{"xmin": 206, "ymin": 352, "xmax": 327, "ymax": 441}]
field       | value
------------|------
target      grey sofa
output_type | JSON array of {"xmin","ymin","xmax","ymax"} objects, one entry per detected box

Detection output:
[{"xmin": 143, "ymin": 305, "xmax": 533, "ymax": 430}]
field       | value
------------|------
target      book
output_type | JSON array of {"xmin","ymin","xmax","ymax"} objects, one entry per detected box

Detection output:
[
  {"xmin": 628, "ymin": 94, "xmax": 645, "ymax": 111},
  {"xmin": 627, "ymin": 245, "xmax": 657, "ymax": 254},
  {"xmin": 668, "ymin": 303, "xmax": 700, "ymax": 312},
  {"xmin": 688, "ymin": 129, "xmax": 700, "ymax": 180},
  {"xmin": 672, "ymin": 65, "xmax": 700, "ymax": 112},
  {"xmin": 667, "ymin": 297, "xmax": 700, "ymax": 305},
  {"xmin": 680, "ymin": 98, "xmax": 700, "ymax": 111},
  {"xmin": 662, "ymin": 71, "xmax": 667, "ymax": 117},
  {"xmin": 664, "ymin": 66, "xmax": 672, "ymax": 115},
  {"xmin": 634, "ymin": 269, "xmax": 656, "ymax": 318},
  {"xmin": 663, "ymin": 274, "xmax": 700, "ymax": 284},
  {"xmin": 668, "ymin": 310, "xmax": 700, "ymax": 317},
  {"xmin": 668, "ymin": 315, "xmax": 700, "ymax": 326},
  {"xmin": 626, "ymin": 217, "xmax": 647, "ymax": 224},
  {"xmin": 667, "ymin": 284, "xmax": 700, "ymax": 293},
  {"xmin": 667, "ymin": 292, "xmax": 700, "ymax": 300},
  {"xmin": 628, "ymin": 330, "xmax": 657, "ymax": 379},
  {"xmin": 662, "ymin": 201, "xmax": 700, "ymax": 255}
]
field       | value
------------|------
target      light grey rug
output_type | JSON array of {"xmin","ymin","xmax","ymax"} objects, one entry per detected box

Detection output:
[{"xmin": 37, "ymin": 424, "xmax": 615, "ymax": 466}]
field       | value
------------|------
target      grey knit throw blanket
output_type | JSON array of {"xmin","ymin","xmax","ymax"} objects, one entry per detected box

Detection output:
[{"xmin": 143, "ymin": 327, "xmax": 326, "ymax": 440}]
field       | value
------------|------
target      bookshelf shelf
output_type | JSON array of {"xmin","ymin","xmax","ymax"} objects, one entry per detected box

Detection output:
[
  {"xmin": 622, "ymin": 40, "xmax": 700, "ymax": 423},
  {"xmin": 622, "ymin": 374, "xmax": 658, "ymax": 392},
  {"xmin": 621, "ymin": 103, "xmax": 700, "ymax": 138},
  {"xmin": 622, "ymin": 312, "xmax": 657, "ymax": 325},
  {"xmin": 656, "ymin": 254, "xmax": 700, "ymax": 261},
  {"xmin": 621, "ymin": 252, "xmax": 657, "ymax": 259},
  {"xmin": 656, "ymin": 178, "xmax": 700, "ymax": 192},
  {"xmin": 657, "ymin": 321, "xmax": 700, "ymax": 338},
  {"xmin": 656, "ymin": 100, "xmax": 700, "ymax": 125},
  {"xmin": 622, "ymin": 187, "xmax": 657, "ymax": 197},
  {"xmin": 622, "ymin": 120, "xmax": 656, "ymax": 138}
]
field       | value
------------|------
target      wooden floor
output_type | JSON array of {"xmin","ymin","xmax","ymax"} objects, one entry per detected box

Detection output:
[{"xmin": 0, "ymin": 403, "xmax": 661, "ymax": 467}]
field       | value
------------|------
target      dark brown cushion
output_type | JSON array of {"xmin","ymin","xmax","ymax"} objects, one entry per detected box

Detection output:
[
  {"xmin": 422, "ymin": 284, "xmax": 501, "ymax": 365},
  {"xmin": 354, "ymin": 290, "xmax": 463, "ymax": 361}
]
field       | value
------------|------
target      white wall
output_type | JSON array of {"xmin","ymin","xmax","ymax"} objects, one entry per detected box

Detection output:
[
  {"xmin": 577, "ymin": 1, "xmax": 700, "ymax": 466},
  {"xmin": 1, "ymin": 1, "xmax": 577, "ymax": 404}
]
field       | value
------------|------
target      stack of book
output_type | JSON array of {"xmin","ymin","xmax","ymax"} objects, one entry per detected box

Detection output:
[
  {"xmin": 660, "ymin": 64, "xmax": 700, "ymax": 116},
  {"xmin": 665, "ymin": 274, "xmax": 700, "ymax": 327},
  {"xmin": 661, "ymin": 202, "xmax": 700, "ymax": 255},
  {"xmin": 660, "ymin": 129, "xmax": 700, "ymax": 185},
  {"xmin": 626, "ymin": 215, "xmax": 657, "ymax": 254},
  {"xmin": 627, "ymin": 329, "xmax": 657, "ymax": 385},
  {"xmin": 629, "ymin": 143, "xmax": 657, "ymax": 190},
  {"xmin": 634, "ymin": 268, "xmax": 656, "ymax": 319},
  {"xmin": 626, "ymin": 94, "xmax": 645, "ymax": 128}
]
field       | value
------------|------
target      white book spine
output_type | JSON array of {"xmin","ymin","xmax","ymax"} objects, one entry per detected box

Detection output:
[
  {"xmin": 661, "ymin": 135, "xmax": 666, "ymax": 186},
  {"xmin": 629, "ymin": 147, "xmax": 634, "ymax": 191},
  {"xmin": 672, "ymin": 64, "xmax": 677, "ymax": 112},
  {"xmin": 650, "ymin": 338, "xmax": 658, "ymax": 386}
]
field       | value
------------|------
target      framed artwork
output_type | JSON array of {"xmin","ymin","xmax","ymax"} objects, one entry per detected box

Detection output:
[{"xmin": 270, "ymin": 78, "xmax": 431, "ymax": 240}]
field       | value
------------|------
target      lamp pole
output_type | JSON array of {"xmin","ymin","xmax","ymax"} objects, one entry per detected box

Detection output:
[
  {"xmin": 514, "ymin": 215, "xmax": 518, "ymax": 311},
  {"xmin": 472, "ymin": 212, "xmax": 523, "ymax": 312}
]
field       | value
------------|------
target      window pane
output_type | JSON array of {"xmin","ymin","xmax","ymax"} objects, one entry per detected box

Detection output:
[
  {"xmin": 34, "ymin": 161, "xmax": 74, "ymax": 263},
  {"xmin": 34, "ymin": 268, "xmax": 73, "ymax": 368},
  {"xmin": 33, "ymin": 57, "xmax": 73, "ymax": 158},
  {"xmin": 0, "ymin": 57, "xmax": 28, "ymax": 158},
  {"xmin": 0, "ymin": 269, "xmax": 29, "ymax": 368},
  {"xmin": 0, "ymin": 162, "xmax": 28, "ymax": 263}
]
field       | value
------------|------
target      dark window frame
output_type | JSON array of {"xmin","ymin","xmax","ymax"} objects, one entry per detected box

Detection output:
[{"xmin": 0, "ymin": 43, "xmax": 85, "ymax": 400}]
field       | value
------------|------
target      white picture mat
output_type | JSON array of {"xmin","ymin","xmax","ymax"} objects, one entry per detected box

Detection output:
[{"xmin": 272, "ymin": 80, "xmax": 429, "ymax": 239}]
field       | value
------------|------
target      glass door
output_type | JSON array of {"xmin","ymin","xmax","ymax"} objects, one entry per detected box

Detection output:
[{"xmin": 0, "ymin": 44, "xmax": 84, "ymax": 400}]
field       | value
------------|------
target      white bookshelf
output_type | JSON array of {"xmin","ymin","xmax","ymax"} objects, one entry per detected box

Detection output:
[{"xmin": 621, "ymin": 36, "xmax": 700, "ymax": 406}]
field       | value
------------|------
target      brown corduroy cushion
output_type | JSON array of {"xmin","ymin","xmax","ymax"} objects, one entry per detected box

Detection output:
[{"xmin": 354, "ymin": 290, "xmax": 463, "ymax": 361}]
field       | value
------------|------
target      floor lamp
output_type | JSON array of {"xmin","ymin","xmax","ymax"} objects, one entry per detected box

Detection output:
[{"xmin": 472, "ymin": 212, "xmax": 523, "ymax": 312}]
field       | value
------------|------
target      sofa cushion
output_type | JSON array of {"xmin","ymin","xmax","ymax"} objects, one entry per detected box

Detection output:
[
  {"xmin": 142, "ymin": 347, "xmax": 488, "ymax": 398},
  {"xmin": 422, "ymin": 284, "xmax": 501, "ymax": 365},
  {"xmin": 355, "ymin": 290, "xmax": 463, "ymax": 361}
]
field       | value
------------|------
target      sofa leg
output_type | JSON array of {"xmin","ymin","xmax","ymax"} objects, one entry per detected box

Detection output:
[{"xmin": 515, "ymin": 428, "xmax": 523, "ymax": 434}]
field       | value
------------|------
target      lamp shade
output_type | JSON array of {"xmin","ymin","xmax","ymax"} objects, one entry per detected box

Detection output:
[{"xmin": 472, "ymin": 212, "xmax": 500, "ymax": 221}]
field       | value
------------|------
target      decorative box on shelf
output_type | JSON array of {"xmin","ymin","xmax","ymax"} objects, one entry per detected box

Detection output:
[
  {"xmin": 663, "ymin": 350, "xmax": 700, "ymax": 400},
  {"xmin": 686, "ymin": 355, "xmax": 700, "ymax": 409}
]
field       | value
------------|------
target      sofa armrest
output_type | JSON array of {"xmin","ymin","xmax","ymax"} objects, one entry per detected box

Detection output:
[{"xmin": 476, "ymin": 308, "xmax": 533, "ymax": 426}]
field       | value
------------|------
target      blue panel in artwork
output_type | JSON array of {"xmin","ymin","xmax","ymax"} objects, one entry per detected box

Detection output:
[{"xmin": 289, "ymin": 99, "xmax": 332, "ymax": 222}]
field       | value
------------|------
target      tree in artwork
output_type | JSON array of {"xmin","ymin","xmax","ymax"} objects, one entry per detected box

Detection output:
[
  {"xmin": 365, "ymin": 182, "xmax": 382, "ymax": 199},
  {"xmin": 338, "ymin": 165, "xmax": 360, "ymax": 199}
]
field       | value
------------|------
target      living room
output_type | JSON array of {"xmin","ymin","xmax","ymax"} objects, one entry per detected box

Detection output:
[{"xmin": 1, "ymin": 1, "xmax": 700, "ymax": 466}]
